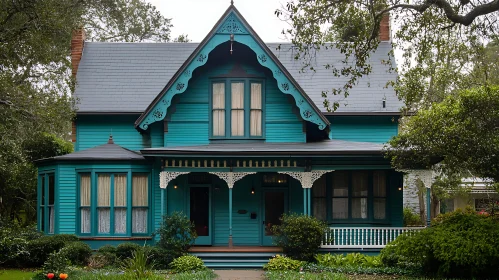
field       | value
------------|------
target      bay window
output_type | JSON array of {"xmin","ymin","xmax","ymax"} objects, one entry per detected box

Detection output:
[
  {"xmin": 78, "ymin": 172, "xmax": 149, "ymax": 236},
  {"xmin": 312, "ymin": 170, "xmax": 389, "ymax": 222},
  {"xmin": 211, "ymin": 79, "xmax": 264, "ymax": 138}
]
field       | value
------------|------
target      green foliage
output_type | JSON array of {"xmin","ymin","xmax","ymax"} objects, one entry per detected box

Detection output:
[
  {"xmin": 380, "ymin": 208, "xmax": 499, "ymax": 278},
  {"xmin": 98, "ymin": 245, "xmax": 118, "ymax": 255},
  {"xmin": 32, "ymin": 251, "xmax": 71, "ymax": 280},
  {"xmin": 0, "ymin": 224, "xmax": 40, "ymax": 266},
  {"xmin": 263, "ymin": 255, "xmax": 304, "ymax": 271},
  {"xmin": 271, "ymin": 214, "xmax": 328, "ymax": 261},
  {"xmin": 265, "ymin": 270, "xmax": 348, "ymax": 280},
  {"xmin": 403, "ymin": 207, "xmax": 424, "ymax": 226},
  {"xmin": 59, "ymin": 241, "xmax": 92, "ymax": 266},
  {"xmin": 0, "ymin": 0, "xmax": 183, "ymax": 224},
  {"xmin": 155, "ymin": 212, "xmax": 197, "ymax": 257},
  {"xmin": 143, "ymin": 246, "xmax": 173, "ymax": 269},
  {"xmin": 302, "ymin": 262, "xmax": 421, "ymax": 276},
  {"xmin": 315, "ymin": 253, "xmax": 382, "ymax": 268},
  {"xmin": 116, "ymin": 242, "xmax": 141, "ymax": 260},
  {"xmin": 120, "ymin": 247, "xmax": 154, "ymax": 279},
  {"xmin": 169, "ymin": 255, "xmax": 205, "ymax": 273},
  {"xmin": 25, "ymin": 236, "xmax": 67, "ymax": 267},
  {"xmin": 168, "ymin": 270, "xmax": 216, "ymax": 280},
  {"xmin": 387, "ymin": 86, "xmax": 499, "ymax": 181}
]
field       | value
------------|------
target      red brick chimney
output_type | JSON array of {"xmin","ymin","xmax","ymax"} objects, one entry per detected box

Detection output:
[
  {"xmin": 379, "ymin": 14, "xmax": 390, "ymax": 41},
  {"xmin": 71, "ymin": 29, "xmax": 86, "ymax": 77}
]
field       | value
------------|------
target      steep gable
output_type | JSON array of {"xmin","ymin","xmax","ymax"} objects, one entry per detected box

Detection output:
[{"xmin": 134, "ymin": 4, "xmax": 329, "ymax": 131}]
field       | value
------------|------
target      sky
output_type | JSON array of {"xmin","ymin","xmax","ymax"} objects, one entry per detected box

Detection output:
[{"xmin": 147, "ymin": 0, "xmax": 290, "ymax": 42}]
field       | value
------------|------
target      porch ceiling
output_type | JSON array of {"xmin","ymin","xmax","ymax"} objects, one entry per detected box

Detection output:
[{"xmin": 140, "ymin": 139, "xmax": 384, "ymax": 156}]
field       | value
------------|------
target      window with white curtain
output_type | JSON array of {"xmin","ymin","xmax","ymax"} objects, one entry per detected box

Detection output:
[
  {"xmin": 211, "ymin": 79, "xmax": 264, "ymax": 138},
  {"xmin": 79, "ymin": 172, "xmax": 149, "ymax": 236}
]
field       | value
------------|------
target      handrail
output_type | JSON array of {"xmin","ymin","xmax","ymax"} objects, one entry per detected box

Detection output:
[{"xmin": 321, "ymin": 227, "xmax": 425, "ymax": 249}]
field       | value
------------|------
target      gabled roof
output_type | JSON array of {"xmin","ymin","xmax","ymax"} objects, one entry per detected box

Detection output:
[
  {"xmin": 133, "ymin": 4, "xmax": 330, "ymax": 131},
  {"xmin": 35, "ymin": 137, "xmax": 145, "ymax": 163}
]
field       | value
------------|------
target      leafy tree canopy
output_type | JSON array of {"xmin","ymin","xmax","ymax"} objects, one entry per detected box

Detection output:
[
  {"xmin": 386, "ymin": 86, "xmax": 499, "ymax": 182},
  {"xmin": 0, "ymin": 0, "xmax": 182, "ymax": 222},
  {"xmin": 276, "ymin": 0, "xmax": 498, "ymax": 111}
]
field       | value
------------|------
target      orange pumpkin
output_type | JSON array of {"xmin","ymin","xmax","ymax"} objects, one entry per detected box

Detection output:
[{"xmin": 59, "ymin": 273, "xmax": 68, "ymax": 280}]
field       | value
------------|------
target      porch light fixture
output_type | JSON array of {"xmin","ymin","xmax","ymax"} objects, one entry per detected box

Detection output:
[
  {"xmin": 251, "ymin": 187, "xmax": 255, "ymax": 195},
  {"xmin": 382, "ymin": 96, "xmax": 386, "ymax": 108},
  {"xmin": 173, "ymin": 181, "xmax": 178, "ymax": 189}
]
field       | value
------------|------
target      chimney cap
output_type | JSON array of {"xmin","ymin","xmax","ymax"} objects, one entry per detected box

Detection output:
[{"xmin": 107, "ymin": 135, "xmax": 114, "ymax": 144}]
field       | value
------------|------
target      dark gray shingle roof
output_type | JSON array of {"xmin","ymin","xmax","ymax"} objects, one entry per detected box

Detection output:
[
  {"xmin": 75, "ymin": 42, "xmax": 402, "ymax": 114},
  {"xmin": 141, "ymin": 140, "xmax": 384, "ymax": 155},
  {"xmin": 37, "ymin": 141, "xmax": 145, "ymax": 163}
]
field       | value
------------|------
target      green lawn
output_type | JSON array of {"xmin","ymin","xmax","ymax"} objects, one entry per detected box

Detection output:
[{"xmin": 0, "ymin": 269, "xmax": 36, "ymax": 280}]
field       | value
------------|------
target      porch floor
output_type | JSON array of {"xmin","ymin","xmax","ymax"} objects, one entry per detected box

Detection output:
[{"xmin": 189, "ymin": 246, "xmax": 282, "ymax": 253}]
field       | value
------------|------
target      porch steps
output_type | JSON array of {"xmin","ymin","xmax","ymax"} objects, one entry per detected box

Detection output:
[{"xmin": 192, "ymin": 252, "xmax": 275, "ymax": 268}]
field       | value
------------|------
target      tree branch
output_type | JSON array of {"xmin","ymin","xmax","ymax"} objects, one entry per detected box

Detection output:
[{"xmin": 377, "ymin": 0, "xmax": 499, "ymax": 26}]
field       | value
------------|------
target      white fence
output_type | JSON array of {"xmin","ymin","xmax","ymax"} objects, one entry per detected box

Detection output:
[{"xmin": 321, "ymin": 227, "xmax": 425, "ymax": 249}]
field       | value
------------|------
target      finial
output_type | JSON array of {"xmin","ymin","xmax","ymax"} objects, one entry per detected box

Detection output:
[
  {"xmin": 231, "ymin": 0, "xmax": 234, "ymax": 5},
  {"xmin": 107, "ymin": 135, "xmax": 114, "ymax": 144}
]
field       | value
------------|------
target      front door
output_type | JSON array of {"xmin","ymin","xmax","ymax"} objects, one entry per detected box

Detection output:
[
  {"xmin": 262, "ymin": 190, "xmax": 287, "ymax": 246},
  {"xmin": 189, "ymin": 186, "xmax": 211, "ymax": 245}
]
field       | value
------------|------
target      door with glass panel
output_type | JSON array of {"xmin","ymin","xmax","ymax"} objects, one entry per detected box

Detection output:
[
  {"xmin": 262, "ymin": 190, "xmax": 287, "ymax": 246},
  {"xmin": 189, "ymin": 185, "xmax": 211, "ymax": 245}
]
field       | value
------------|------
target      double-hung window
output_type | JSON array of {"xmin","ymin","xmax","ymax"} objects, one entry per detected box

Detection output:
[
  {"xmin": 79, "ymin": 172, "xmax": 149, "ymax": 236},
  {"xmin": 211, "ymin": 79, "xmax": 264, "ymax": 138},
  {"xmin": 39, "ymin": 173, "xmax": 55, "ymax": 234}
]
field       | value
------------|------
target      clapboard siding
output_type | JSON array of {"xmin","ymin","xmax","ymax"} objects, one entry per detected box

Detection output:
[
  {"xmin": 58, "ymin": 165, "xmax": 77, "ymax": 234},
  {"xmin": 389, "ymin": 171, "xmax": 404, "ymax": 227},
  {"xmin": 164, "ymin": 48, "xmax": 305, "ymax": 147},
  {"xmin": 76, "ymin": 115, "xmax": 163, "ymax": 151},
  {"xmin": 328, "ymin": 116, "xmax": 398, "ymax": 143}
]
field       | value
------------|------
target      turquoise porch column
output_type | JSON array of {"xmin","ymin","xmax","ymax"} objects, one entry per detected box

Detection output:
[
  {"xmin": 303, "ymin": 188, "xmax": 307, "ymax": 215},
  {"xmin": 307, "ymin": 188, "xmax": 311, "ymax": 216},
  {"xmin": 229, "ymin": 188, "xmax": 233, "ymax": 247}
]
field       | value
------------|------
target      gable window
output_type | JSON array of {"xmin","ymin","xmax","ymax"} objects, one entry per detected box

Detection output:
[
  {"xmin": 39, "ymin": 173, "xmax": 55, "ymax": 234},
  {"xmin": 211, "ymin": 79, "xmax": 264, "ymax": 138},
  {"xmin": 312, "ymin": 170, "xmax": 389, "ymax": 223},
  {"xmin": 78, "ymin": 172, "xmax": 149, "ymax": 236}
]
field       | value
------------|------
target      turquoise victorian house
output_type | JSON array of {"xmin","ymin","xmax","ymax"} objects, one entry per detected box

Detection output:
[{"xmin": 36, "ymin": 4, "xmax": 419, "ymax": 265}]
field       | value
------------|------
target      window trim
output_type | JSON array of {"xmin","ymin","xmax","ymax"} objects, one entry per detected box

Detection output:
[
  {"xmin": 313, "ymin": 170, "xmax": 390, "ymax": 224},
  {"xmin": 38, "ymin": 172, "xmax": 56, "ymax": 234},
  {"xmin": 209, "ymin": 78, "xmax": 266, "ymax": 140},
  {"xmin": 77, "ymin": 169, "xmax": 151, "ymax": 237}
]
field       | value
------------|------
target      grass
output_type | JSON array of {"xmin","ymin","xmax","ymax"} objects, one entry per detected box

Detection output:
[
  {"xmin": 53, "ymin": 269, "xmax": 216, "ymax": 280},
  {"xmin": 0, "ymin": 269, "xmax": 36, "ymax": 280},
  {"xmin": 265, "ymin": 271, "xmax": 350, "ymax": 280}
]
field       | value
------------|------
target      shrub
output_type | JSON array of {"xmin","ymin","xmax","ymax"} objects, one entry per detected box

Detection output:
[
  {"xmin": 116, "ymin": 242, "xmax": 141, "ymax": 260},
  {"xmin": 0, "ymin": 224, "xmax": 43, "ymax": 267},
  {"xmin": 121, "ymin": 247, "xmax": 154, "ymax": 278},
  {"xmin": 403, "ymin": 207, "xmax": 423, "ymax": 226},
  {"xmin": 98, "ymin": 244, "xmax": 117, "ymax": 254},
  {"xmin": 32, "ymin": 251, "xmax": 71, "ymax": 280},
  {"xmin": 59, "ymin": 241, "xmax": 92, "ymax": 266},
  {"xmin": 380, "ymin": 208, "xmax": 499, "ymax": 278},
  {"xmin": 315, "ymin": 253, "xmax": 382, "ymax": 268},
  {"xmin": 143, "ymin": 246, "xmax": 174, "ymax": 269},
  {"xmin": 263, "ymin": 255, "xmax": 303, "ymax": 271},
  {"xmin": 50, "ymin": 234, "xmax": 79, "ymax": 244},
  {"xmin": 271, "ymin": 214, "xmax": 328, "ymax": 261},
  {"xmin": 169, "ymin": 255, "xmax": 205, "ymax": 273},
  {"xmin": 25, "ymin": 236, "xmax": 67, "ymax": 267},
  {"xmin": 155, "ymin": 212, "xmax": 197, "ymax": 256}
]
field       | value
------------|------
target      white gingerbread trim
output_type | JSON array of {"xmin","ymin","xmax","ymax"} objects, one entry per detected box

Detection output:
[
  {"xmin": 209, "ymin": 172, "xmax": 256, "ymax": 188},
  {"xmin": 159, "ymin": 171, "xmax": 190, "ymax": 189},
  {"xmin": 278, "ymin": 170, "xmax": 333, "ymax": 189}
]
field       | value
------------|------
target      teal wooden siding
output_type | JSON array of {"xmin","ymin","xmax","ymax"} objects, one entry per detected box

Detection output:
[
  {"xmin": 164, "ymin": 45, "xmax": 305, "ymax": 147},
  {"xmin": 388, "ymin": 171, "xmax": 404, "ymax": 227},
  {"xmin": 76, "ymin": 115, "xmax": 163, "ymax": 151},
  {"xmin": 58, "ymin": 165, "xmax": 77, "ymax": 234},
  {"xmin": 328, "ymin": 116, "xmax": 398, "ymax": 143}
]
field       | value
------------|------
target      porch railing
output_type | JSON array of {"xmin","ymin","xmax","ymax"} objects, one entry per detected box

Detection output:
[{"xmin": 321, "ymin": 227, "xmax": 425, "ymax": 249}]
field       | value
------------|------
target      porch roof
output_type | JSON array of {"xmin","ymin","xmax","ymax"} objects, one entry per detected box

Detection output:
[{"xmin": 141, "ymin": 140, "xmax": 384, "ymax": 156}]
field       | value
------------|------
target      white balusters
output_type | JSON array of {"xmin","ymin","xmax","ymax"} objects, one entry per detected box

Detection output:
[{"xmin": 321, "ymin": 227, "xmax": 425, "ymax": 249}]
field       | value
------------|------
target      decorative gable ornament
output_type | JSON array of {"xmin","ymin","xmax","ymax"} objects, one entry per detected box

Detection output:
[{"xmin": 136, "ymin": 6, "xmax": 329, "ymax": 131}]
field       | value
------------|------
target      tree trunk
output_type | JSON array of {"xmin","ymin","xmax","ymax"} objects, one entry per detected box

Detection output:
[{"xmin": 416, "ymin": 179, "xmax": 427, "ymax": 224}]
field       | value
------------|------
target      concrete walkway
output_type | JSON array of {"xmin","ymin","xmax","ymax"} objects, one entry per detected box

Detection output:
[{"xmin": 215, "ymin": 269, "xmax": 264, "ymax": 280}]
